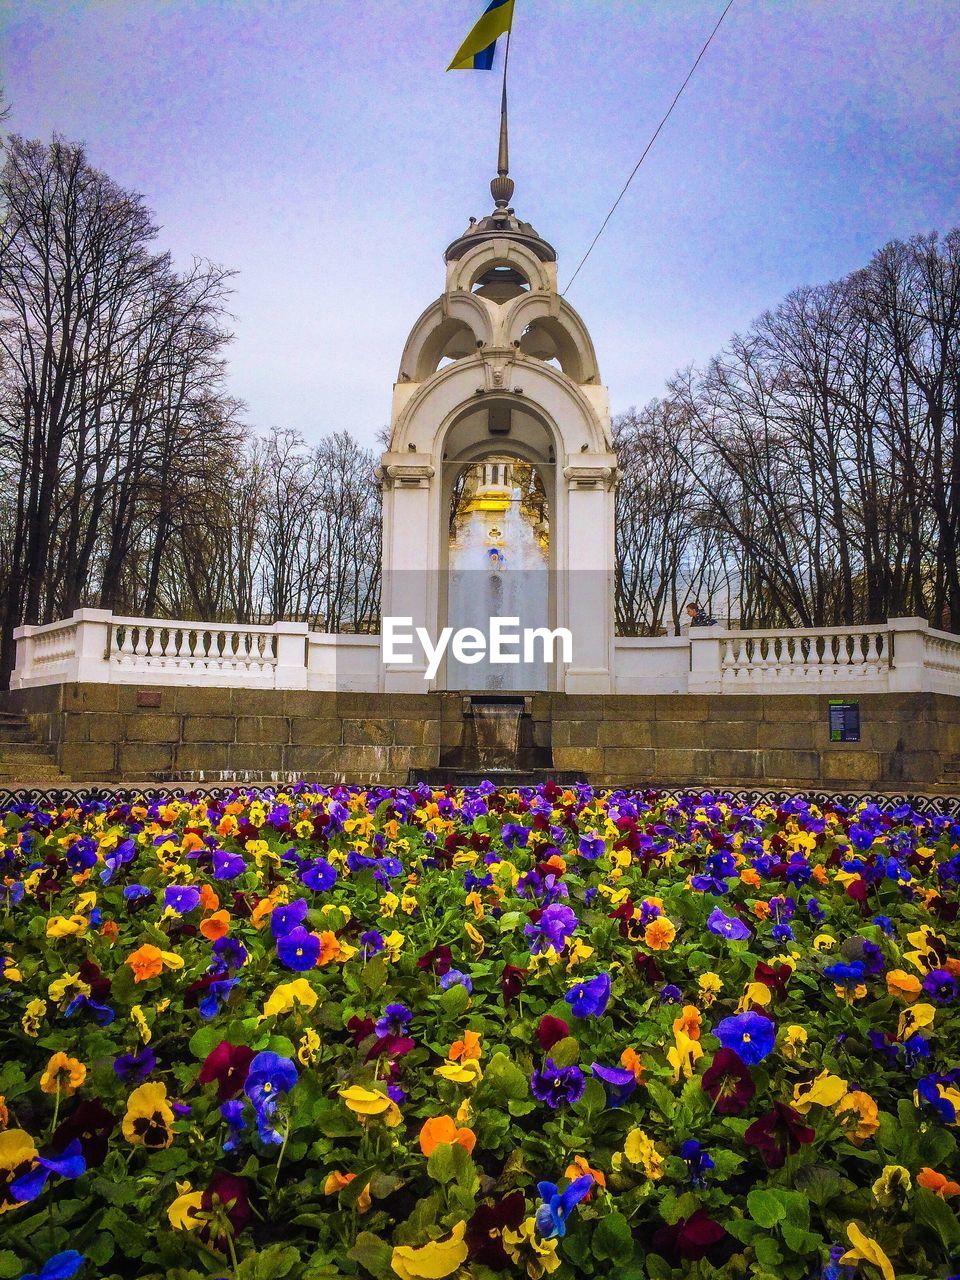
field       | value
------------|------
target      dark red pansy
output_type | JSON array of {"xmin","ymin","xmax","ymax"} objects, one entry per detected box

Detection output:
[
  {"xmin": 201, "ymin": 1170, "xmax": 251, "ymax": 1246},
  {"xmin": 744, "ymin": 1102, "xmax": 815, "ymax": 1169},
  {"xmin": 754, "ymin": 961, "xmax": 792, "ymax": 999},
  {"xmin": 78, "ymin": 959, "xmax": 112, "ymax": 1001},
  {"xmin": 53, "ymin": 1098, "xmax": 117, "ymax": 1166},
  {"xmin": 364, "ymin": 1035, "xmax": 415, "ymax": 1063},
  {"xmin": 184, "ymin": 972, "xmax": 218, "ymax": 1007},
  {"xmin": 634, "ymin": 951, "xmax": 663, "ymax": 984},
  {"xmin": 536, "ymin": 1015, "xmax": 570, "ymax": 1053},
  {"xmin": 197, "ymin": 1042, "xmax": 255, "ymax": 1100},
  {"xmin": 652, "ymin": 1209, "xmax": 727, "ymax": 1262},
  {"xmin": 500, "ymin": 964, "xmax": 527, "ymax": 1007},
  {"xmin": 700, "ymin": 1048, "xmax": 755, "ymax": 1115},
  {"xmin": 466, "ymin": 1190, "xmax": 526, "ymax": 1268},
  {"xmin": 347, "ymin": 1015, "xmax": 376, "ymax": 1047},
  {"xmin": 416, "ymin": 945, "xmax": 453, "ymax": 976}
]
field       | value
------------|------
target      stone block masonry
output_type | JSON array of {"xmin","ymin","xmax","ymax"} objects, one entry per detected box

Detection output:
[{"xmin": 6, "ymin": 685, "xmax": 958, "ymax": 790}]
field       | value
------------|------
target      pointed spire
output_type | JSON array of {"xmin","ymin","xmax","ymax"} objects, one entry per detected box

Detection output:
[{"xmin": 490, "ymin": 28, "xmax": 514, "ymax": 213}]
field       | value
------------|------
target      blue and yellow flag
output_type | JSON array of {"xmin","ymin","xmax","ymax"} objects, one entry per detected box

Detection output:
[{"xmin": 448, "ymin": 0, "xmax": 514, "ymax": 70}]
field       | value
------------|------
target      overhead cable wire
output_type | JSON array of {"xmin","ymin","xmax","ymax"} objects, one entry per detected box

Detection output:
[{"xmin": 562, "ymin": 0, "xmax": 736, "ymax": 296}]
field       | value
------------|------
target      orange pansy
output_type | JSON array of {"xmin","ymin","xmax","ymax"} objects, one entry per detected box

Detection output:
[
  {"xmin": 917, "ymin": 1167, "xmax": 960, "ymax": 1198},
  {"xmin": 418, "ymin": 1115, "xmax": 476, "ymax": 1157},
  {"xmin": 199, "ymin": 910, "xmax": 231, "ymax": 941},
  {"xmin": 126, "ymin": 944, "xmax": 164, "ymax": 983},
  {"xmin": 644, "ymin": 918, "xmax": 676, "ymax": 951}
]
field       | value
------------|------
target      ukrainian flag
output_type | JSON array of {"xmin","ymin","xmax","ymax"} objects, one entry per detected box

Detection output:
[{"xmin": 448, "ymin": 0, "xmax": 514, "ymax": 70}]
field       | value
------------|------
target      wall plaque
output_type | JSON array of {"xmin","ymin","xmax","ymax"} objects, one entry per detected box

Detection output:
[{"xmin": 828, "ymin": 699, "xmax": 860, "ymax": 742}]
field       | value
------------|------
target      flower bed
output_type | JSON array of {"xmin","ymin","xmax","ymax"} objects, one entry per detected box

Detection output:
[{"xmin": 1, "ymin": 784, "xmax": 959, "ymax": 1280}]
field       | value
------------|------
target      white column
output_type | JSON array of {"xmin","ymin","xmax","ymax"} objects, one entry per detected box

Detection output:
[
  {"xmin": 561, "ymin": 464, "xmax": 616, "ymax": 693},
  {"xmin": 887, "ymin": 617, "xmax": 929, "ymax": 693},
  {"xmin": 381, "ymin": 460, "xmax": 436, "ymax": 692},
  {"xmin": 72, "ymin": 608, "xmax": 114, "ymax": 683},
  {"xmin": 688, "ymin": 624, "xmax": 723, "ymax": 694},
  {"xmin": 273, "ymin": 621, "xmax": 309, "ymax": 689}
]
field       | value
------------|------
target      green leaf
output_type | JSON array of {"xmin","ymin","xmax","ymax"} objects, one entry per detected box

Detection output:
[
  {"xmin": 188, "ymin": 1024, "xmax": 224, "ymax": 1061},
  {"xmin": 361, "ymin": 955, "xmax": 388, "ymax": 994},
  {"xmin": 592, "ymin": 1211, "xmax": 635, "ymax": 1264},
  {"xmin": 914, "ymin": 1186, "xmax": 960, "ymax": 1251},
  {"xmin": 747, "ymin": 1189, "xmax": 786, "ymax": 1229},
  {"xmin": 254, "ymin": 1245, "xmax": 301, "ymax": 1280},
  {"xmin": 646, "ymin": 1079, "xmax": 675, "ymax": 1120},
  {"xmin": 780, "ymin": 1224, "xmax": 822, "ymax": 1255},
  {"xmin": 0, "ymin": 1253, "xmax": 21, "ymax": 1280},
  {"xmin": 550, "ymin": 1036, "xmax": 580, "ymax": 1067},
  {"xmin": 438, "ymin": 983, "xmax": 470, "ymax": 1016},
  {"xmin": 483, "ymin": 1052, "xmax": 529, "ymax": 1100},
  {"xmin": 754, "ymin": 1236, "xmax": 784, "ymax": 1269},
  {"xmin": 347, "ymin": 1231, "xmax": 394, "ymax": 1279}
]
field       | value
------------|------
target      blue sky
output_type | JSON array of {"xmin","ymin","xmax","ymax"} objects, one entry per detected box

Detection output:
[{"xmin": 3, "ymin": 0, "xmax": 959, "ymax": 447}]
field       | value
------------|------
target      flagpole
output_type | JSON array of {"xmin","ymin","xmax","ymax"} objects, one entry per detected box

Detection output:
[{"xmin": 498, "ymin": 25, "xmax": 511, "ymax": 179}]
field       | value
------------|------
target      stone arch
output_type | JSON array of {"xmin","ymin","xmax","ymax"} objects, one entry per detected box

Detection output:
[
  {"xmin": 397, "ymin": 293, "xmax": 492, "ymax": 382},
  {"xmin": 389, "ymin": 356, "xmax": 610, "ymax": 459},
  {"xmin": 505, "ymin": 294, "xmax": 601, "ymax": 385},
  {"xmin": 446, "ymin": 238, "xmax": 556, "ymax": 297}
]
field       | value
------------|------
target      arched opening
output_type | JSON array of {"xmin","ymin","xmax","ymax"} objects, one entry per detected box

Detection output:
[
  {"xmin": 518, "ymin": 317, "xmax": 585, "ymax": 382},
  {"xmin": 471, "ymin": 264, "xmax": 530, "ymax": 303},
  {"xmin": 441, "ymin": 405, "xmax": 556, "ymax": 691}
]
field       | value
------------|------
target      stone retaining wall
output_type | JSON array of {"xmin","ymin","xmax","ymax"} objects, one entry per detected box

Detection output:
[{"xmin": 7, "ymin": 684, "xmax": 959, "ymax": 788}]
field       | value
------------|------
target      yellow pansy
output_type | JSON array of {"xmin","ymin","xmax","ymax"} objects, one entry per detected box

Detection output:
[
  {"xmin": 22, "ymin": 998, "xmax": 46, "ymax": 1037},
  {"xmin": 297, "ymin": 1028, "xmax": 321, "ymax": 1066},
  {"xmin": 840, "ymin": 1223, "xmax": 895, "ymax": 1280},
  {"xmin": 872, "ymin": 1165, "xmax": 911, "ymax": 1205},
  {"xmin": 123, "ymin": 1082, "xmax": 175, "ymax": 1148},
  {"xmin": 131, "ymin": 1004, "xmax": 152, "ymax": 1044},
  {"xmin": 898, "ymin": 1003, "xmax": 935, "ymax": 1042},
  {"xmin": 623, "ymin": 1128, "xmax": 664, "ymax": 1180},
  {"xmin": 503, "ymin": 1218, "xmax": 561, "ymax": 1278},
  {"xmin": 168, "ymin": 1185, "xmax": 204, "ymax": 1230},
  {"xmin": 737, "ymin": 981, "xmax": 772, "ymax": 1010},
  {"xmin": 565, "ymin": 939, "xmax": 594, "ymax": 970},
  {"xmin": 382, "ymin": 930, "xmax": 405, "ymax": 961},
  {"xmin": 837, "ymin": 1090, "xmax": 880, "ymax": 1143},
  {"xmin": 261, "ymin": 978, "xmax": 318, "ymax": 1020},
  {"xmin": 464, "ymin": 921, "xmax": 484, "ymax": 956},
  {"xmin": 813, "ymin": 933, "xmax": 838, "ymax": 951},
  {"xmin": 667, "ymin": 1029, "xmax": 702, "ymax": 1082},
  {"xmin": 379, "ymin": 892, "xmax": 399, "ymax": 917},
  {"xmin": 47, "ymin": 973, "xmax": 91, "ymax": 1005},
  {"xmin": 391, "ymin": 1222, "xmax": 469, "ymax": 1280},
  {"xmin": 46, "ymin": 914, "xmax": 88, "ymax": 939},
  {"xmin": 791, "ymin": 1071, "xmax": 848, "ymax": 1115},
  {"xmin": 781, "ymin": 1025, "xmax": 808, "ymax": 1060},
  {"xmin": 338, "ymin": 1086, "xmax": 401, "ymax": 1126},
  {"xmin": 434, "ymin": 1058, "xmax": 483, "ymax": 1086}
]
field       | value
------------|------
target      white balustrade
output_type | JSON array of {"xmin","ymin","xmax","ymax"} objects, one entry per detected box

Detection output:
[
  {"xmin": 710, "ymin": 625, "xmax": 891, "ymax": 693},
  {"xmin": 10, "ymin": 611, "xmax": 960, "ymax": 697}
]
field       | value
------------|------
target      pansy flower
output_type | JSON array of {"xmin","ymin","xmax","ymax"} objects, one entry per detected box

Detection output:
[
  {"xmin": 714, "ymin": 1011, "xmax": 775, "ymax": 1064},
  {"xmin": 535, "ymin": 1175, "xmax": 593, "ymax": 1239},
  {"xmin": 590, "ymin": 1062, "xmax": 637, "ymax": 1108},
  {"xmin": 531, "ymin": 1059, "xmax": 585, "ymax": 1109},
  {"xmin": 113, "ymin": 1047, "xmax": 156, "ymax": 1083},
  {"xmin": 198, "ymin": 1042, "xmax": 256, "ymax": 1100},
  {"xmin": 276, "ymin": 925, "xmax": 321, "ymax": 971},
  {"xmin": 466, "ymin": 1190, "xmax": 525, "ymax": 1268},
  {"xmin": 564, "ymin": 972, "xmax": 611, "ymax": 1019}
]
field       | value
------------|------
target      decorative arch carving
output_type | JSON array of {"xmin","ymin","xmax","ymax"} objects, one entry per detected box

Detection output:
[
  {"xmin": 446, "ymin": 238, "xmax": 555, "ymax": 296},
  {"xmin": 505, "ymin": 293, "xmax": 601, "ymax": 384},
  {"xmin": 398, "ymin": 294, "xmax": 492, "ymax": 382}
]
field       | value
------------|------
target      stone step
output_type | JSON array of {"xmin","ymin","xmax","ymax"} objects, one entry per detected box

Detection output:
[{"xmin": 0, "ymin": 739, "xmax": 56, "ymax": 754}]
